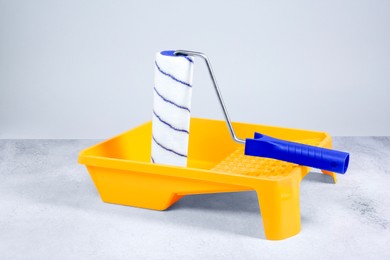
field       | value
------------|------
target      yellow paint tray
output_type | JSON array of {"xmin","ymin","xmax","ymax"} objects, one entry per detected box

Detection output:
[{"xmin": 78, "ymin": 117, "xmax": 336, "ymax": 240}]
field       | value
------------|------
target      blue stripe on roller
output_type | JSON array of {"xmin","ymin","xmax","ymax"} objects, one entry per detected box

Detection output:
[
  {"xmin": 155, "ymin": 61, "xmax": 192, "ymax": 88},
  {"xmin": 152, "ymin": 135, "xmax": 187, "ymax": 158},
  {"xmin": 151, "ymin": 157, "xmax": 155, "ymax": 163},
  {"xmin": 154, "ymin": 86, "xmax": 190, "ymax": 112},
  {"xmin": 184, "ymin": 56, "xmax": 193, "ymax": 63},
  {"xmin": 153, "ymin": 110, "xmax": 189, "ymax": 134}
]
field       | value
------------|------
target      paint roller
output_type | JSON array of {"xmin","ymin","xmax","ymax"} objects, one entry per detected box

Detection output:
[{"xmin": 151, "ymin": 50, "xmax": 349, "ymax": 174}]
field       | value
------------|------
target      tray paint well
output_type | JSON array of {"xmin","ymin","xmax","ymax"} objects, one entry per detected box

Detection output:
[{"xmin": 78, "ymin": 118, "xmax": 336, "ymax": 240}]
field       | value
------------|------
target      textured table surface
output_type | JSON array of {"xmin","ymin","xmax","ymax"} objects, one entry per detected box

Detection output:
[{"xmin": 0, "ymin": 138, "xmax": 389, "ymax": 259}]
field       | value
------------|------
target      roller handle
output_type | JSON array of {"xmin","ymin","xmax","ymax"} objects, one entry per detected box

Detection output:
[{"xmin": 244, "ymin": 133, "xmax": 349, "ymax": 174}]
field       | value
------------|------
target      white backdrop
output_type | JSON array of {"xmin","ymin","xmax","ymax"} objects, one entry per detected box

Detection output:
[{"xmin": 1, "ymin": 0, "xmax": 389, "ymax": 138}]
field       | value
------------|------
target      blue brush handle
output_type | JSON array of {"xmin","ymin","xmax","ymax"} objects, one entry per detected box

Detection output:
[{"xmin": 244, "ymin": 133, "xmax": 349, "ymax": 174}]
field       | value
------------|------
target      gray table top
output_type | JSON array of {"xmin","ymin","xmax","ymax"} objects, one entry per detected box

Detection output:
[{"xmin": 1, "ymin": 137, "xmax": 389, "ymax": 259}]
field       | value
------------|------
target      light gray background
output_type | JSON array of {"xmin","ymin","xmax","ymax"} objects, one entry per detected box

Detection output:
[{"xmin": 1, "ymin": 0, "xmax": 389, "ymax": 138}]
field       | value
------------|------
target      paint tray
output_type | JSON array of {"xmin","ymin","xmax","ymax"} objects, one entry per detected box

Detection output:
[{"xmin": 78, "ymin": 117, "xmax": 337, "ymax": 240}]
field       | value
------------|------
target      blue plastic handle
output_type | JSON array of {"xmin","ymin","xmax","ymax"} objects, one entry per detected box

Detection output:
[{"xmin": 244, "ymin": 133, "xmax": 349, "ymax": 174}]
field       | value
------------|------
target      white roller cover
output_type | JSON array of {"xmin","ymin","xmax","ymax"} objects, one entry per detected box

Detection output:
[{"xmin": 151, "ymin": 50, "xmax": 194, "ymax": 166}]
